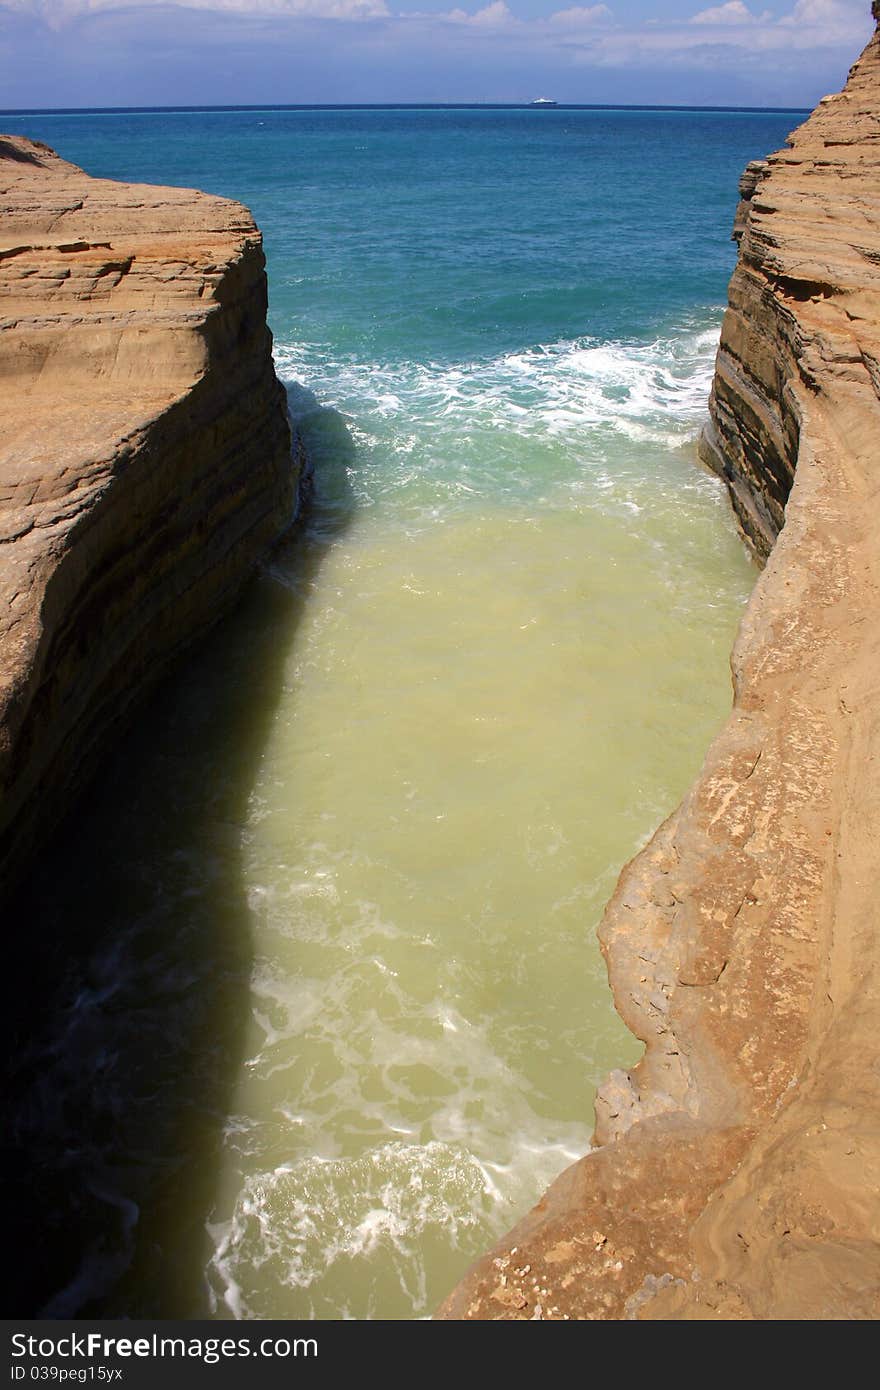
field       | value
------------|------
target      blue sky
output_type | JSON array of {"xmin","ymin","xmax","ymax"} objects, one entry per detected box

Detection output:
[{"xmin": 0, "ymin": 0, "xmax": 874, "ymax": 108}]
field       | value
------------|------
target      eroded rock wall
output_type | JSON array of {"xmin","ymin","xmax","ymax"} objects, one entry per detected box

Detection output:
[
  {"xmin": 440, "ymin": 10, "xmax": 880, "ymax": 1320},
  {"xmin": 699, "ymin": 9, "xmax": 880, "ymax": 561},
  {"xmin": 0, "ymin": 137, "xmax": 305, "ymax": 892}
]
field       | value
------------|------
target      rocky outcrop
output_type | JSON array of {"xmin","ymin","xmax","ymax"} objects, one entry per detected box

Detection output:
[
  {"xmin": 0, "ymin": 137, "xmax": 304, "ymax": 893},
  {"xmin": 698, "ymin": 12, "xmax": 880, "ymax": 562},
  {"xmin": 441, "ymin": 10, "xmax": 880, "ymax": 1320}
]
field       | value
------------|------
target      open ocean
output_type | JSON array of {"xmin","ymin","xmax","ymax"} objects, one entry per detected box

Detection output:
[{"xmin": 4, "ymin": 104, "xmax": 800, "ymax": 1319}]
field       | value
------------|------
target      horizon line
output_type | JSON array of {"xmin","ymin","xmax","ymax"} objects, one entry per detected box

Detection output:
[{"xmin": 1, "ymin": 101, "xmax": 812, "ymax": 117}]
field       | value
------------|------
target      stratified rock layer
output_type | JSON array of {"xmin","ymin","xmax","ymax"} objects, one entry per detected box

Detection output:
[
  {"xmin": 441, "ymin": 11, "xmax": 880, "ymax": 1321},
  {"xmin": 0, "ymin": 137, "xmax": 303, "ymax": 891}
]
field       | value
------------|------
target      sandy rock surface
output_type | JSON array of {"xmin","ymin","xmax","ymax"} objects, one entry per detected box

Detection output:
[
  {"xmin": 0, "ymin": 136, "xmax": 302, "ymax": 891},
  {"xmin": 440, "ymin": 7, "xmax": 880, "ymax": 1321}
]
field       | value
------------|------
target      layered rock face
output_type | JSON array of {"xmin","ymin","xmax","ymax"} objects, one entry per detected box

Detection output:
[
  {"xmin": 441, "ymin": 11, "xmax": 880, "ymax": 1320},
  {"xmin": 0, "ymin": 137, "xmax": 303, "ymax": 892},
  {"xmin": 699, "ymin": 10, "xmax": 880, "ymax": 560}
]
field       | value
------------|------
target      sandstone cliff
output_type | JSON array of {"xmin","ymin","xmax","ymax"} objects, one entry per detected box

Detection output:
[
  {"xmin": 0, "ymin": 137, "xmax": 304, "ymax": 893},
  {"xmin": 441, "ymin": 11, "xmax": 880, "ymax": 1320}
]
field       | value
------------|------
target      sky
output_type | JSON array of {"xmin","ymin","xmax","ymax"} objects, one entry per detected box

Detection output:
[{"xmin": 0, "ymin": 0, "xmax": 875, "ymax": 108}]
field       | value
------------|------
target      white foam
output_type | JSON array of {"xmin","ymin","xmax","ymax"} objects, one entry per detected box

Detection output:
[
  {"xmin": 207, "ymin": 1140, "xmax": 492, "ymax": 1318},
  {"xmin": 273, "ymin": 317, "xmax": 722, "ymax": 461},
  {"xmin": 207, "ymin": 1114, "xmax": 596, "ymax": 1319}
]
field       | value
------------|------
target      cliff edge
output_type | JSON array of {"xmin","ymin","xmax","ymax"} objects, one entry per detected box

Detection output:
[
  {"xmin": 0, "ymin": 137, "xmax": 304, "ymax": 893},
  {"xmin": 441, "ymin": 10, "xmax": 880, "ymax": 1320}
]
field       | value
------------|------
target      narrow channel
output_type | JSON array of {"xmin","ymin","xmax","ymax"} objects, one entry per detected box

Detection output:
[{"xmin": 3, "ymin": 105, "xmax": 797, "ymax": 1319}]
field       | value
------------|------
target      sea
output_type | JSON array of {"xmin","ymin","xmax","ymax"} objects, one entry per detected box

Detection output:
[{"xmin": 2, "ymin": 104, "xmax": 801, "ymax": 1320}]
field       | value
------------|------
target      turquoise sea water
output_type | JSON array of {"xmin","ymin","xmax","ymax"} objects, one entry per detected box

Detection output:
[
  {"xmin": 3, "ymin": 106, "xmax": 801, "ymax": 1319},
  {"xmin": 4, "ymin": 105, "xmax": 804, "ymax": 358}
]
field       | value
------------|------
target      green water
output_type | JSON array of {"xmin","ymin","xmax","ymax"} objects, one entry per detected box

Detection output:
[
  {"xmin": 0, "ymin": 104, "xmax": 780, "ymax": 1320},
  {"xmin": 202, "ymin": 436, "xmax": 752, "ymax": 1319}
]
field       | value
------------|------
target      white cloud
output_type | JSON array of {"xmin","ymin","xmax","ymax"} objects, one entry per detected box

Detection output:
[
  {"xmin": 444, "ymin": 1, "xmax": 513, "ymax": 26},
  {"xmin": 778, "ymin": 0, "xmax": 861, "ymax": 32},
  {"xmin": 548, "ymin": 5, "xmax": 611, "ymax": 26},
  {"xmin": 468, "ymin": 0, "xmax": 510, "ymax": 20},
  {"xmin": 691, "ymin": 1, "xmax": 767, "ymax": 25},
  {"xmin": 436, "ymin": 2, "xmax": 609, "ymax": 29},
  {"xmin": 1, "ymin": 0, "xmax": 875, "ymax": 104},
  {"xmin": 3, "ymin": 0, "xmax": 391, "ymax": 25},
  {"xmin": 589, "ymin": 0, "xmax": 871, "ymax": 60},
  {"xmin": 4, "ymin": 0, "xmax": 872, "ymax": 45}
]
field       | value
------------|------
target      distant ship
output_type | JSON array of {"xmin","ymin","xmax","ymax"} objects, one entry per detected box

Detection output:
[{"xmin": 529, "ymin": 97, "xmax": 558, "ymax": 107}]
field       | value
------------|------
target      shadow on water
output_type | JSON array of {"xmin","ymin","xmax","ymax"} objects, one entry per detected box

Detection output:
[{"xmin": 1, "ymin": 388, "xmax": 356, "ymax": 1318}]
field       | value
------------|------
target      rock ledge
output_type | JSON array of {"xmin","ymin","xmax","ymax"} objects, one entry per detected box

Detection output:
[{"xmin": 0, "ymin": 137, "xmax": 304, "ymax": 891}]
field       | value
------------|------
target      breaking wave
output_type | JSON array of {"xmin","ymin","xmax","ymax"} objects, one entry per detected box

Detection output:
[
  {"xmin": 207, "ymin": 1135, "xmax": 589, "ymax": 1320},
  {"xmin": 273, "ymin": 317, "xmax": 722, "ymax": 464}
]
